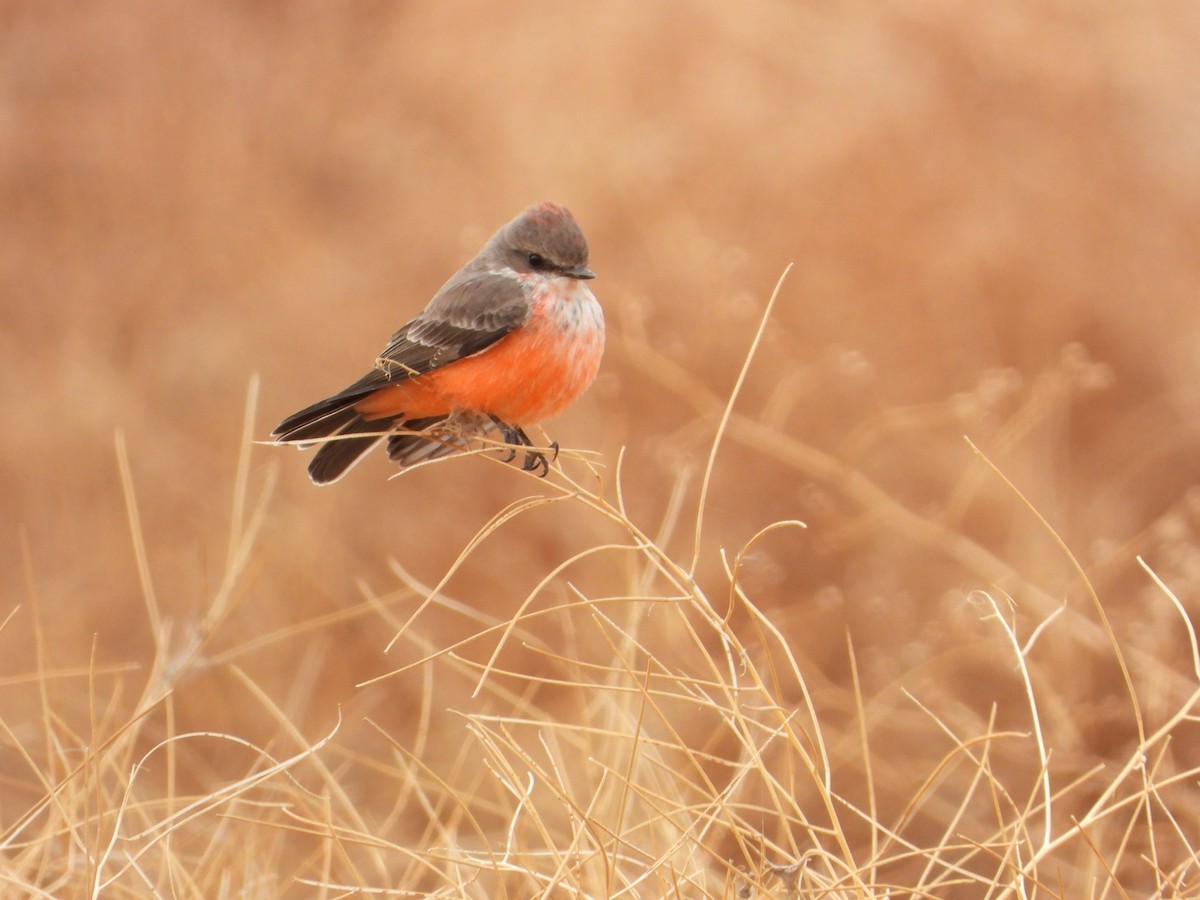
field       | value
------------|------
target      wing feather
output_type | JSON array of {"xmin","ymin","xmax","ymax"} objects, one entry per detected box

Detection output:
[{"xmin": 272, "ymin": 269, "xmax": 530, "ymax": 440}]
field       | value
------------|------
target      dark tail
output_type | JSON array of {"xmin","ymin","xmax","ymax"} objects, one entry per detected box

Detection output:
[
  {"xmin": 273, "ymin": 395, "xmax": 393, "ymax": 486},
  {"xmin": 274, "ymin": 398, "xmax": 466, "ymax": 484},
  {"xmin": 304, "ymin": 416, "xmax": 395, "ymax": 484},
  {"xmin": 385, "ymin": 416, "xmax": 455, "ymax": 467}
]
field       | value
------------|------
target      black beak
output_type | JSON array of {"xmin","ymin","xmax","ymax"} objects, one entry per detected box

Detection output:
[{"xmin": 565, "ymin": 265, "xmax": 596, "ymax": 280}]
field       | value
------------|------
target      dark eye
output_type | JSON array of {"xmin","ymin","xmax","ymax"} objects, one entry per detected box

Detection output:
[{"xmin": 527, "ymin": 253, "xmax": 546, "ymax": 269}]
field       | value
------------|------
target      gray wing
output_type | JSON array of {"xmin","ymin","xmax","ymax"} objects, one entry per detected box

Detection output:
[
  {"xmin": 377, "ymin": 268, "xmax": 532, "ymax": 378},
  {"xmin": 273, "ymin": 269, "xmax": 530, "ymax": 439}
]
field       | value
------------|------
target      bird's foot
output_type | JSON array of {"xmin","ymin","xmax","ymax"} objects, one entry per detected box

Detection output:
[{"xmin": 489, "ymin": 416, "xmax": 554, "ymax": 477}]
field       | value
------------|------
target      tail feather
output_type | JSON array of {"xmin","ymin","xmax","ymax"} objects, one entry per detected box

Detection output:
[
  {"xmin": 273, "ymin": 405, "xmax": 358, "ymax": 445},
  {"xmin": 276, "ymin": 396, "xmax": 507, "ymax": 484},
  {"xmin": 273, "ymin": 394, "xmax": 396, "ymax": 485},
  {"xmin": 386, "ymin": 413, "xmax": 505, "ymax": 467},
  {"xmin": 386, "ymin": 416, "xmax": 453, "ymax": 467},
  {"xmin": 307, "ymin": 416, "xmax": 394, "ymax": 485}
]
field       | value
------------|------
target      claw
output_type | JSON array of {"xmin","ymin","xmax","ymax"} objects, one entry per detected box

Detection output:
[
  {"xmin": 522, "ymin": 449, "xmax": 550, "ymax": 477},
  {"xmin": 488, "ymin": 415, "xmax": 553, "ymax": 475}
]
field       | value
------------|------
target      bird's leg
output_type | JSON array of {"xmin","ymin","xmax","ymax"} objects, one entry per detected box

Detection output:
[
  {"xmin": 488, "ymin": 415, "xmax": 552, "ymax": 477},
  {"xmin": 516, "ymin": 429, "xmax": 555, "ymax": 477},
  {"xmin": 489, "ymin": 415, "xmax": 523, "ymax": 465}
]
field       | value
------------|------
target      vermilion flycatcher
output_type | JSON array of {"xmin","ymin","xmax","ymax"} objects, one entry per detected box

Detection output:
[{"xmin": 273, "ymin": 201, "xmax": 604, "ymax": 485}]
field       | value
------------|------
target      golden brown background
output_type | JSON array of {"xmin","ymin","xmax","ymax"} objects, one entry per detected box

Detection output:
[{"xmin": 4, "ymin": 1, "xmax": 1200, "ymax": 895}]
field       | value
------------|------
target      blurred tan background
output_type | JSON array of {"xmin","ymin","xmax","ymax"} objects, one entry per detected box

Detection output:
[{"xmin": 3, "ymin": 0, "xmax": 1200, "ymax": 891}]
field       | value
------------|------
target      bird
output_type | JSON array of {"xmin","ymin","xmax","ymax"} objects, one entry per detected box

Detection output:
[{"xmin": 272, "ymin": 201, "xmax": 604, "ymax": 485}]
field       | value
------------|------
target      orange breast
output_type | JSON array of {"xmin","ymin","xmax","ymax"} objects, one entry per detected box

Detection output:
[{"xmin": 354, "ymin": 286, "xmax": 604, "ymax": 425}]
